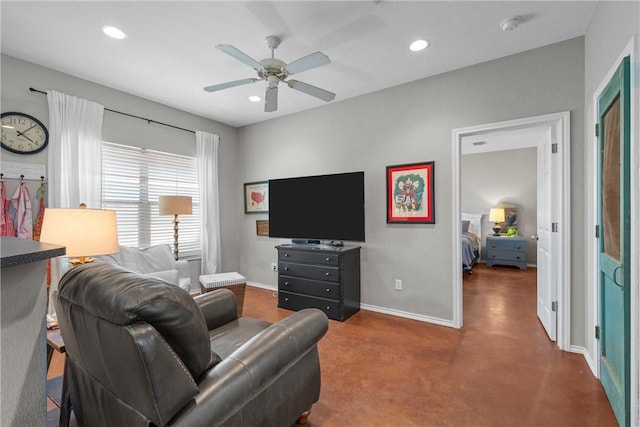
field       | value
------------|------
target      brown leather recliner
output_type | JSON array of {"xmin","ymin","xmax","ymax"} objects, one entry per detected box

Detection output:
[{"xmin": 53, "ymin": 262, "xmax": 329, "ymax": 426}]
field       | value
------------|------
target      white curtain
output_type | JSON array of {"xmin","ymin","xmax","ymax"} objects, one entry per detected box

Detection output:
[
  {"xmin": 196, "ymin": 131, "xmax": 221, "ymax": 275},
  {"xmin": 46, "ymin": 90, "xmax": 104, "ymax": 311},
  {"xmin": 47, "ymin": 90, "xmax": 104, "ymax": 208}
]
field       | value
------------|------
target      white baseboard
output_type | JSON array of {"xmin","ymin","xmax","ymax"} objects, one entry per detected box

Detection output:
[
  {"xmin": 570, "ymin": 345, "xmax": 598, "ymax": 377},
  {"xmin": 360, "ymin": 303, "xmax": 455, "ymax": 328},
  {"xmin": 246, "ymin": 282, "xmax": 454, "ymax": 327},
  {"xmin": 247, "ymin": 281, "xmax": 277, "ymax": 291}
]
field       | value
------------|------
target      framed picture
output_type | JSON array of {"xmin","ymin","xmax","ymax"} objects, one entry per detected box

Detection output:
[
  {"xmin": 386, "ymin": 161, "xmax": 435, "ymax": 224},
  {"xmin": 244, "ymin": 181, "xmax": 269, "ymax": 213}
]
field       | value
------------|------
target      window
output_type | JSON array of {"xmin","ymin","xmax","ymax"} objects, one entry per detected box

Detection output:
[{"xmin": 102, "ymin": 141, "xmax": 200, "ymax": 258}]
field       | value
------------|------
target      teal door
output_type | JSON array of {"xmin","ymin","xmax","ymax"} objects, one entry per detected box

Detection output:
[{"xmin": 597, "ymin": 56, "xmax": 631, "ymax": 427}]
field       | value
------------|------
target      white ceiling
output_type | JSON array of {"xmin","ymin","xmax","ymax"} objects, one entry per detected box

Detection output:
[{"xmin": 1, "ymin": 1, "xmax": 596, "ymax": 128}]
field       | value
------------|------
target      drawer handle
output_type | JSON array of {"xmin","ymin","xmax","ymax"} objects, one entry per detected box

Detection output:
[
  {"xmin": 516, "ymin": 256, "xmax": 521, "ymax": 260},
  {"xmin": 491, "ymin": 243, "xmax": 496, "ymax": 248},
  {"xmin": 284, "ymin": 267, "xmax": 289, "ymax": 271},
  {"xmin": 325, "ymin": 257, "xmax": 331, "ymax": 261},
  {"xmin": 326, "ymin": 288, "xmax": 331, "ymax": 293},
  {"xmin": 284, "ymin": 281, "xmax": 289, "ymax": 286},
  {"xmin": 284, "ymin": 253, "xmax": 289, "ymax": 257},
  {"xmin": 325, "ymin": 272, "xmax": 330, "ymax": 276},
  {"xmin": 326, "ymin": 306, "xmax": 331, "ymax": 310},
  {"xmin": 515, "ymin": 244, "xmax": 521, "ymax": 249},
  {"xmin": 491, "ymin": 253, "xmax": 496, "ymax": 258},
  {"xmin": 284, "ymin": 297, "xmax": 289, "ymax": 302}
]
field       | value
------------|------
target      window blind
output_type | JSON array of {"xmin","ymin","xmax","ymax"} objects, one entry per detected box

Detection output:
[{"xmin": 102, "ymin": 141, "xmax": 200, "ymax": 258}]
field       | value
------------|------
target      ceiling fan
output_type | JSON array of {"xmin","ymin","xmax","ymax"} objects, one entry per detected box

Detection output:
[{"xmin": 204, "ymin": 35, "xmax": 336, "ymax": 112}]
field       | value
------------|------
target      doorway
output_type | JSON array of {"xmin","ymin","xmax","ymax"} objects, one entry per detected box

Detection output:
[{"xmin": 452, "ymin": 112, "xmax": 571, "ymax": 351}]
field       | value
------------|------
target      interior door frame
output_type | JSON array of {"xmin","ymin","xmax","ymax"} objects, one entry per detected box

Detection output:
[
  {"xmin": 588, "ymin": 36, "xmax": 638, "ymax": 426},
  {"xmin": 451, "ymin": 111, "xmax": 571, "ymax": 351}
]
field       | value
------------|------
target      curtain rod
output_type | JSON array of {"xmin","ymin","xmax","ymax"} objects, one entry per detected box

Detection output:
[{"xmin": 29, "ymin": 87, "xmax": 196, "ymax": 135}]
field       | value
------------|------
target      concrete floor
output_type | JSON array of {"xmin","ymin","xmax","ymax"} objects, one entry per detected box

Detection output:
[{"xmin": 47, "ymin": 263, "xmax": 616, "ymax": 426}]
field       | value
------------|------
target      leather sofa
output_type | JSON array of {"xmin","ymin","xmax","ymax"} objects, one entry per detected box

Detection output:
[{"xmin": 53, "ymin": 262, "xmax": 329, "ymax": 426}]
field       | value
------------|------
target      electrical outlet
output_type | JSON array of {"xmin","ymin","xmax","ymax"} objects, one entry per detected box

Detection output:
[
  {"xmin": 271, "ymin": 263, "xmax": 278, "ymax": 272},
  {"xmin": 395, "ymin": 279, "xmax": 402, "ymax": 291}
]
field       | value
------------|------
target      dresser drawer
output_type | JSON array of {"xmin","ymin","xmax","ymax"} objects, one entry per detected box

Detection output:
[
  {"xmin": 278, "ymin": 250, "xmax": 340, "ymax": 266},
  {"xmin": 278, "ymin": 291, "xmax": 340, "ymax": 319},
  {"xmin": 487, "ymin": 238, "xmax": 526, "ymax": 252},
  {"xmin": 279, "ymin": 276, "xmax": 340, "ymax": 300},
  {"xmin": 279, "ymin": 261, "xmax": 340, "ymax": 282},
  {"xmin": 487, "ymin": 250, "xmax": 526, "ymax": 263}
]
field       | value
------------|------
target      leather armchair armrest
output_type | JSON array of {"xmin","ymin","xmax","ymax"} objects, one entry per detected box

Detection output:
[
  {"xmin": 170, "ymin": 308, "xmax": 329, "ymax": 426},
  {"xmin": 194, "ymin": 288, "xmax": 238, "ymax": 330}
]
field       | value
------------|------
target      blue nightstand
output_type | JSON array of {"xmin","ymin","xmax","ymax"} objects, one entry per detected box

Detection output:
[{"xmin": 486, "ymin": 235, "xmax": 527, "ymax": 270}]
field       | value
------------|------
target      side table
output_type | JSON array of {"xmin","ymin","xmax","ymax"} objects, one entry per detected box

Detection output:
[
  {"xmin": 199, "ymin": 272, "xmax": 247, "ymax": 316},
  {"xmin": 47, "ymin": 329, "xmax": 72, "ymax": 427}
]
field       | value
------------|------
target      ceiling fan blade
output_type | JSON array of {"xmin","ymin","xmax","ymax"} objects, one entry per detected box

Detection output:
[
  {"xmin": 265, "ymin": 85, "xmax": 278, "ymax": 112},
  {"xmin": 285, "ymin": 51, "xmax": 330, "ymax": 74},
  {"xmin": 216, "ymin": 44, "xmax": 264, "ymax": 71},
  {"xmin": 203, "ymin": 78, "xmax": 258, "ymax": 92},
  {"xmin": 287, "ymin": 80, "xmax": 336, "ymax": 102}
]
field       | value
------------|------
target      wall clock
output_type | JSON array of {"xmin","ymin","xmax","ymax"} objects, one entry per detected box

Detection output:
[{"xmin": 1, "ymin": 112, "xmax": 49, "ymax": 154}]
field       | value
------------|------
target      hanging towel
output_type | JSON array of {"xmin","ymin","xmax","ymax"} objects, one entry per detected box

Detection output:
[
  {"xmin": 33, "ymin": 182, "xmax": 46, "ymax": 241},
  {"xmin": 9, "ymin": 184, "xmax": 33, "ymax": 239},
  {"xmin": 1, "ymin": 181, "xmax": 15, "ymax": 237},
  {"xmin": 32, "ymin": 182, "xmax": 51, "ymax": 289}
]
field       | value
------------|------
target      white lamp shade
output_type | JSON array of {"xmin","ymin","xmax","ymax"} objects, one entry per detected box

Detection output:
[
  {"xmin": 159, "ymin": 195, "xmax": 192, "ymax": 215},
  {"xmin": 40, "ymin": 208, "xmax": 119, "ymax": 257},
  {"xmin": 489, "ymin": 208, "xmax": 506, "ymax": 223}
]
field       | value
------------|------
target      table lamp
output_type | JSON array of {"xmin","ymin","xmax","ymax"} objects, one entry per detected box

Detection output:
[
  {"xmin": 40, "ymin": 206, "xmax": 119, "ymax": 266},
  {"xmin": 489, "ymin": 208, "xmax": 505, "ymax": 236},
  {"xmin": 159, "ymin": 195, "xmax": 192, "ymax": 260}
]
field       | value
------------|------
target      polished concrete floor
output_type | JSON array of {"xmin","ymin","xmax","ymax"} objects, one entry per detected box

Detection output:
[{"xmin": 48, "ymin": 264, "xmax": 616, "ymax": 426}]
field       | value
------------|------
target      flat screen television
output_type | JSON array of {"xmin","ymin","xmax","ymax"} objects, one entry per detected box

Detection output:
[{"xmin": 269, "ymin": 171, "xmax": 365, "ymax": 242}]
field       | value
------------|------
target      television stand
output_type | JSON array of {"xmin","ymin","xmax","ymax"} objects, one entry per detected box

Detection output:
[{"xmin": 276, "ymin": 244, "xmax": 360, "ymax": 321}]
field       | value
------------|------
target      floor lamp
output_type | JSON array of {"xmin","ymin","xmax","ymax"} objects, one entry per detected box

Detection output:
[{"xmin": 159, "ymin": 195, "xmax": 192, "ymax": 260}]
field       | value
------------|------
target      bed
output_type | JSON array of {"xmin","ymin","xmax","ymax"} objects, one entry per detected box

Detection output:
[{"xmin": 462, "ymin": 212, "xmax": 483, "ymax": 274}]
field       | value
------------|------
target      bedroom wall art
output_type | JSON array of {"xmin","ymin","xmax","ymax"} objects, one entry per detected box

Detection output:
[{"xmin": 386, "ymin": 161, "xmax": 435, "ymax": 224}]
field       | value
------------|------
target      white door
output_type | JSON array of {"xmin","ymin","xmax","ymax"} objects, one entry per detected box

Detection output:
[{"xmin": 536, "ymin": 129, "xmax": 556, "ymax": 340}]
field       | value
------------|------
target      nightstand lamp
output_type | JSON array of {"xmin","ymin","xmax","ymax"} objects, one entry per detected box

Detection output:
[
  {"xmin": 40, "ymin": 206, "xmax": 119, "ymax": 266},
  {"xmin": 489, "ymin": 208, "xmax": 505, "ymax": 236}
]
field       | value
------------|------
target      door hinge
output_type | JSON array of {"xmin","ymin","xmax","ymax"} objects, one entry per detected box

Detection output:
[
  {"xmin": 552, "ymin": 223, "xmax": 558, "ymax": 232},
  {"xmin": 595, "ymin": 325, "xmax": 600, "ymax": 340},
  {"xmin": 595, "ymin": 225, "xmax": 599, "ymax": 238},
  {"xmin": 595, "ymin": 123, "xmax": 599, "ymax": 137},
  {"xmin": 551, "ymin": 143, "xmax": 558, "ymax": 154},
  {"xmin": 551, "ymin": 301, "xmax": 558, "ymax": 312}
]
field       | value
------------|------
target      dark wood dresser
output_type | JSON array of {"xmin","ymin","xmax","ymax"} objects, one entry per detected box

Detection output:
[{"xmin": 276, "ymin": 244, "xmax": 361, "ymax": 321}]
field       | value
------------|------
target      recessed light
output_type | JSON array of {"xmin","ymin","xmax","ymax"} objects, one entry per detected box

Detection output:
[
  {"xmin": 409, "ymin": 39, "xmax": 429, "ymax": 52},
  {"xmin": 248, "ymin": 96, "xmax": 261, "ymax": 103},
  {"xmin": 102, "ymin": 25, "xmax": 127, "ymax": 40}
]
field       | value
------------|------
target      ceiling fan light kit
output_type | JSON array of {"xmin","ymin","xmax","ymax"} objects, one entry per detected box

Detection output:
[{"xmin": 204, "ymin": 35, "xmax": 335, "ymax": 112}]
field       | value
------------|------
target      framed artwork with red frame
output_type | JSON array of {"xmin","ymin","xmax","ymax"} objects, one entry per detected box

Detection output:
[{"xmin": 386, "ymin": 161, "xmax": 435, "ymax": 224}]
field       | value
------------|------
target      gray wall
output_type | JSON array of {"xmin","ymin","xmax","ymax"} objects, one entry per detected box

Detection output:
[
  {"xmin": 583, "ymin": 2, "xmax": 639, "ymax": 364},
  {"xmin": 238, "ymin": 38, "xmax": 585, "ymax": 326},
  {"xmin": 0, "ymin": 55, "xmax": 241, "ymax": 277},
  {"xmin": 461, "ymin": 148, "xmax": 537, "ymax": 264}
]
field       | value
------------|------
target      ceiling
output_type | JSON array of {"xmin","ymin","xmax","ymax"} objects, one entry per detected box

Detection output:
[{"xmin": 1, "ymin": 1, "xmax": 596, "ymax": 128}]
